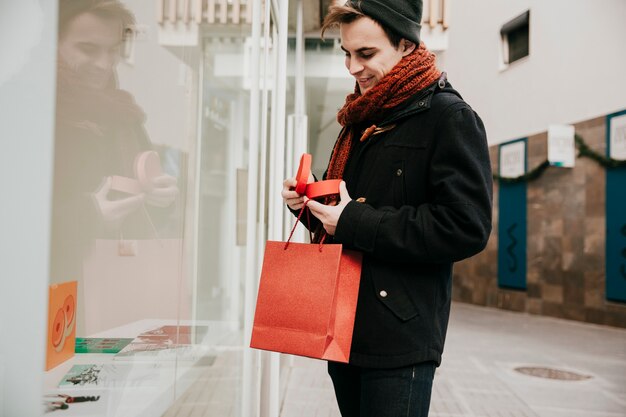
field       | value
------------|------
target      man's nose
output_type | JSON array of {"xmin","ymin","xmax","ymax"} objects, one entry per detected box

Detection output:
[{"xmin": 348, "ymin": 58, "xmax": 363, "ymax": 75}]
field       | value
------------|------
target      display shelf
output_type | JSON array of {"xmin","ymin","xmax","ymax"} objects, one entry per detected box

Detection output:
[{"xmin": 43, "ymin": 320, "xmax": 237, "ymax": 416}]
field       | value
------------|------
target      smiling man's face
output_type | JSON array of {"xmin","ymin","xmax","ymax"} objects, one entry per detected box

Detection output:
[
  {"xmin": 340, "ymin": 16, "xmax": 413, "ymax": 94},
  {"xmin": 58, "ymin": 12, "xmax": 123, "ymax": 89}
]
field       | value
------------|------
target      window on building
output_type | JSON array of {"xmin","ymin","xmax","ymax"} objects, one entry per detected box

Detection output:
[{"xmin": 501, "ymin": 10, "xmax": 530, "ymax": 65}]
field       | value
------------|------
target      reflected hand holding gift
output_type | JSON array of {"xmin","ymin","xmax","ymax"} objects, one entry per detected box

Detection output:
[
  {"xmin": 92, "ymin": 151, "xmax": 178, "ymax": 222},
  {"xmin": 144, "ymin": 174, "xmax": 178, "ymax": 208},
  {"xmin": 92, "ymin": 176, "xmax": 145, "ymax": 223},
  {"xmin": 132, "ymin": 150, "xmax": 178, "ymax": 208}
]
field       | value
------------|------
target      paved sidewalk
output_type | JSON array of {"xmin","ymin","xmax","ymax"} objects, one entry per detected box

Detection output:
[{"xmin": 280, "ymin": 303, "xmax": 626, "ymax": 417}]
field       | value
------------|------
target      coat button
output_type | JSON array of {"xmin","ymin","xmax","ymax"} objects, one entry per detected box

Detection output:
[
  {"xmin": 396, "ymin": 169, "xmax": 403, "ymax": 176},
  {"xmin": 379, "ymin": 290, "xmax": 388, "ymax": 298},
  {"xmin": 356, "ymin": 197, "xmax": 366, "ymax": 203},
  {"xmin": 418, "ymin": 101, "xmax": 425, "ymax": 107}
]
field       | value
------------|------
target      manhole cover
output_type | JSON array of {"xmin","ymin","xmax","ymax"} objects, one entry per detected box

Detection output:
[{"xmin": 514, "ymin": 366, "xmax": 592, "ymax": 381}]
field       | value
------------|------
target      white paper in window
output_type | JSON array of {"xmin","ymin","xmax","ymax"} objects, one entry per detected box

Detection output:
[
  {"xmin": 500, "ymin": 141, "xmax": 526, "ymax": 178},
  {"xmin": 610, "ymin": 113, "xmax": 626, "ymax": 161},
  {"xmin": 548, "ymin": 124, "xmax": 575, "ymax": 168}
]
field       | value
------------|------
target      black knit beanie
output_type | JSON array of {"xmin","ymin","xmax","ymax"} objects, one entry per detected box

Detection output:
[{"xmin": 347, "ymin": 0, "xmax": 423, "ymax": 44}]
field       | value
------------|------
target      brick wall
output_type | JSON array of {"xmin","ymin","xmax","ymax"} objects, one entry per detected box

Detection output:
[{"xmin": 452, "ymin": 115, "xmax": 626, "ymax": 328}]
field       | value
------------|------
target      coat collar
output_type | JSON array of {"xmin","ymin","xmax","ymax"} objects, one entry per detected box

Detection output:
[{"xmin": 379, "ymin": 72, "xmax": 459, "ymax": 127}]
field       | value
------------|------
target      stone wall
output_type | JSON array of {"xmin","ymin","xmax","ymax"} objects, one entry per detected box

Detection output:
[{"xmin": 452, "ymin": 115, "xmax": 626, "ymax": 328}]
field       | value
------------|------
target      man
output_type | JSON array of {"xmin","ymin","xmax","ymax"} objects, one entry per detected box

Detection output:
[
  {"xmin": 51, "ymin": 0, "xmax": 178, "ymax": 334},
  {"xmin": 282, "ymin": 1, "xmax": 492, "ymax": 416}
]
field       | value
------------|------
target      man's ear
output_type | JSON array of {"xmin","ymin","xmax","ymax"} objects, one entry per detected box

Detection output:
[{"xmin": 401, "ymin": 40, "xmax": 417, "ymax": 56}]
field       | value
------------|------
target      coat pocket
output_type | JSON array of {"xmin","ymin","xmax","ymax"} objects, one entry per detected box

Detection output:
[{"xmin": 370, "ymin": 266, "xmax": 419, "ymax": 322}]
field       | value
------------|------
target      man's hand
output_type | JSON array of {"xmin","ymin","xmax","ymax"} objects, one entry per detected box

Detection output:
[
  {"xmin": 145, "ymin": 174, "xmax": 178, "ymax": 208},
  {"xmin": 305, "ymin": 181, "xmax": 351, "ymax": 236},
  {"xmin": 92, "ymin": 176, "xmax": 144, "ymax": 223},
  {"xmin": 281, "ymin": 173, "xmax": 315, "ymax": 211}
]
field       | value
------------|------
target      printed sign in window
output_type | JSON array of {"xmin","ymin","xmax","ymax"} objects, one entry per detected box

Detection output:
[
  {"xmin": 499, "ymin": 140, "xmax": 526, "ymax": 178},
  {"xmin": 548, "ymin": 124, "xmax": 575, "ymax": 168},
  {"xmin": 610, "ymin": 113, "xmax": 626, "ymax": 160}
]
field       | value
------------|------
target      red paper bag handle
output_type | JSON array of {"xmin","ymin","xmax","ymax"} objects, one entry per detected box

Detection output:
[{"xmin": 284, "ymin": 201, "xmax": 326, "ymax": 252}]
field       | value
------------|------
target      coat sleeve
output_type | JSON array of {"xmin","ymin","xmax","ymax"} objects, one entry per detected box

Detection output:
[{"xmin": 334, "ymin": 104, "xmax": 493, "ymax": 263}]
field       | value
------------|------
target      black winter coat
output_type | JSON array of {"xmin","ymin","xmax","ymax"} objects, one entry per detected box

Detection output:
[{"xmin": 307, "ymin": 79, "xmax": 492, "ymax": 368}]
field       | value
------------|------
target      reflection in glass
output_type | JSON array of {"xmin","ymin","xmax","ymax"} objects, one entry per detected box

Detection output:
[
  {"xmin": 45, "ymin": 1, "xmax": 268, "ymax": 415},
  {"xmin": 50, "ymin": 0, "xmax": 180, "ymax": 336}
]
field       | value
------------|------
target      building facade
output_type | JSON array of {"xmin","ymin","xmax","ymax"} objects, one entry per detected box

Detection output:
[
  {"xmin": 1, "ymin": 1, "xmax": 625, "ymax": 416},
  {"xmin": 437, "ymin": 0, "xmax": 626, "ymax": 327}
]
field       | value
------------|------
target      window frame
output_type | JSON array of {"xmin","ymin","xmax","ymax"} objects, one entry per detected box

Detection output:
[{"xmin": 500, "ymin": 10, "xmax": 530, "ymax": 68}]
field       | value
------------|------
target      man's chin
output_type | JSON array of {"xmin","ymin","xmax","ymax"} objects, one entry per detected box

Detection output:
[
  {"xmin": 80, "ymin": 77, "xmax": 110, "ymax": 90},
  {"xmin": 357, "ymin": 79, "xmax": 377, "ymax": 94}
]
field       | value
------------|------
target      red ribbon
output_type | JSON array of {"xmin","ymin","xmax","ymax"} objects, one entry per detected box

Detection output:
[
  {"xmin": 295, "ymin": 153, "xmax": 341, "ymax": 199},
  {"xmin": 295, "ymin": 153, "xmax": 312, "ymax": 195},
  {"xmin": 305, "ymin": 179, "xmax": 341, "ymax": 199}
]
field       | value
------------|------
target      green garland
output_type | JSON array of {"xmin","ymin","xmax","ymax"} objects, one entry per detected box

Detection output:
[
  {"xmin": 575, "ymin": 133, "xmax": 626, "ymax": 169},
  {"xmin": 493, "ymin": 160, "xmax": 550, "ymax": 184},
  {"xmin": 492, "ymin": 133, "xmax": 626, "ymax": 183}
]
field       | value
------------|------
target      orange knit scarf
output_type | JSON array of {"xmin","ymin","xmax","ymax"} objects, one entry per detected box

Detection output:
[
  {"xmin": 326, "ymin": 43, "xmax": 441, "ymax": 182},
  {"xmin": 311, "ymin": 43, "xmax": 440, "ymax": 242}
]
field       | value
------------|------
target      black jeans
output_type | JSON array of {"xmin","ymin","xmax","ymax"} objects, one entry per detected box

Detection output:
[{"xmin": 327, "ymin": 361, "xmax": 436, "ymax": 417}]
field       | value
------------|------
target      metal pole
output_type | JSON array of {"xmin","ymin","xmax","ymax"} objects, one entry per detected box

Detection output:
[
  {"xmin": 243, "ymin": 0, "xmax": 263, "ymax": 414},
  {"xmin": 263, "ymin": 0, "xmax": 290, "ymax": 415},
  {"xmin": 190, "ymin": 46, "xmax": 205, "ymax": 328},
  {"xmin": 269, "ymin": 1, "xmax": 289, "ymax": 242},
  {"xmin": 295, "ymin": 0, "xmax": 304, "ymax": 117},
  {"xmin": 291, "ymin": 0, "xmax": 307, "ymax": 243}
]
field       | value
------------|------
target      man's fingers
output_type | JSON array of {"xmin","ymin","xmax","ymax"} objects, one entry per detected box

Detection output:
[
  {"xmin": 95, "ymin": 176, "xmax": 112, "ymax": 197},
  {"xmin": 305, "ymin": 199, "xmax": 326, "ymax": 216},
  {"xmin": 282, "ymin": 189, "xmax": 301, "ymax": 199},
  {"xmin": 152, "ymin": 174, "xmax": 177, "ymax": 187},
  {"xmin": 283, "ymin": 177, "xmax": 297, "ymax": 189},
  {"xmin": 286, "ymin": 197, "xmax": 304, "ymax": 206},
  {"xmin": 305, "ymin": 199, "xmax": 319, "ymax": 210},
  {"xmin": 339, "ymin": 181, "xmax": 351, "ymax": 202}
]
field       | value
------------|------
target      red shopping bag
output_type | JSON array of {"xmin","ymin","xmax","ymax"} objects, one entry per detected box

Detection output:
[{"xmin": 250, "ymin": 208, "xmax": 362, "ymax": 363}]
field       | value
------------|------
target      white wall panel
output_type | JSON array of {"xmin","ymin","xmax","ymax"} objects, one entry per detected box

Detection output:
[{"xmin": 442, "ymin": 0, "xmax": 626, "ymax": 145}]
